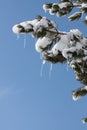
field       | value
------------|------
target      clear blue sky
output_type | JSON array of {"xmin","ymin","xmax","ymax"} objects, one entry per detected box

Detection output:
[{"xmin": 0, "ymin": 0, "xmax": 87, "ymax": 130}]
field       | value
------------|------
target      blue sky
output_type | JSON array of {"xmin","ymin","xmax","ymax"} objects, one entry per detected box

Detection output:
[{"xmin": 0, "ymin": 0, "xmax": 87, "ymax": 130}]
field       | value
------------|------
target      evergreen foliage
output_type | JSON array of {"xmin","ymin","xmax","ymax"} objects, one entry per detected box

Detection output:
[
  {"xmin": 43, "ymin": 0, "xmax": 87, "ymax": 24},
  {"xmin": 12, "ymin": 0, "xmax": 87, "ymax": 124}
]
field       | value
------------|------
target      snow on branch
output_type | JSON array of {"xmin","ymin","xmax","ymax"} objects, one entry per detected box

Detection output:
[
  {"xmin": 12, "ymin": 16, "xmax": 87, "ymax": 84},
  {"xmin": 82, "ymin": 117, "xmax": 87, "ymax": 124},
  {"xmin": 43, "ymin": 0, "xmax": 87, "ymax": 24},
  {"xmin": 72, "ymin": 86, "xmax": 87, "ymax": 100},
  {"xmin": 12, "ymin": 15, "xmax": 87, "ymax": 124}
]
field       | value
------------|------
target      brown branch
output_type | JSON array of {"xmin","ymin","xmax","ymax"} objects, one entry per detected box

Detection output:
[{"xmin": 46, "ymin": 29, "xmax": 67, "ymax": 35}]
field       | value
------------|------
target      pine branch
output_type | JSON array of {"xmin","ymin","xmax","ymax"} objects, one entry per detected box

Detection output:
[
  {"xmin": 46, "ymin": 29, "xmax": 67, "ymax": 35},
  {"xmin": 12, "ymin": 13, "xmax": 87, "ymax": 124}
]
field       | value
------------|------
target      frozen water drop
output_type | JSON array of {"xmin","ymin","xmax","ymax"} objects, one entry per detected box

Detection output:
[
  {"xmin": 66, "ymin": 63, "xmax": 69, "ymax": 71},
  {"xmin": 49, "ymin": 63, "xmax": 53, "ymax": 78},
  {"xmin": 16, "ymin": 34, "xmax": 20, "ymax": 40},
  {"xmin": 40, "ymin": 60, "xmax": 46, "ymax": 77},
  {"xmin": 40, "ymin": 54, "xmax": 43, "ymax": 60},
  {"xmin": 24, "ymin": 34, "xmax": 27, "ymax": 48},
  {"xmin": 43, "ymin": 60, "xmax": 46, "ymax": 64}
]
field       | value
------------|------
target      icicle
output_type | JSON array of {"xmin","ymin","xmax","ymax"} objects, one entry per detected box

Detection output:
[
  {"xmin": 43, "ymin": 60, "xmax": 46, "ymax": 64},
  {"xmin": 24, "ymin": 34, "xmax": 27, "ymax": 48},
  {"xmin": 40, "ymin": 53, "xmax": 43, "ymax": 60},
  {"xmin": 66, "ymin": 63, "xmax": 69, "ymax": 71},
  {"xmin": 40, "ymin": 60, "xmax": 46, "ymax": 77},
  {"xmin": 49, "ymin": 63, "xmax": 53, "ymax": 78},
  {"xmin": 16, "ymin": 34, "xmax": 20, "ymax": 40}
]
